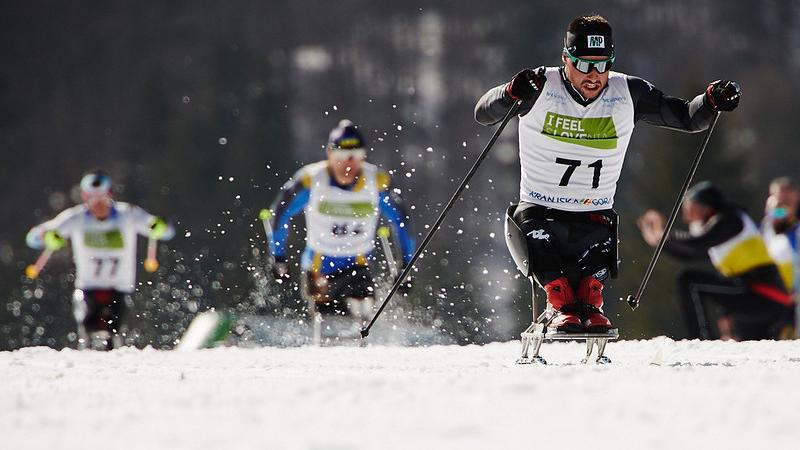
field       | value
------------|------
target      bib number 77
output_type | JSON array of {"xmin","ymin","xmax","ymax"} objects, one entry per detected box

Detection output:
[{"xmin": 555, "ymin": 158, "xmax": 603, "ymax": 189}]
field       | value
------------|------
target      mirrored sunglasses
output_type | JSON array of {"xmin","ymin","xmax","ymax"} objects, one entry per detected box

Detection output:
[
  {"xmin": 564, "ymin": 48, "xmax": 615, "ymax": 74},
  {"xmin": 330, "ymin": 148, "xmax": 366, "ymax": 161}
]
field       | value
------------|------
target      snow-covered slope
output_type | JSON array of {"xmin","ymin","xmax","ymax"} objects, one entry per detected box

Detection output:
[{"xmin": 2, "ymin": 338, "xmax": 799, "ymax": 450}]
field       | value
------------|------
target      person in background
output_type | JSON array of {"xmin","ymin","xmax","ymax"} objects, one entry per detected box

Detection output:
[
  {"xmin": 761, "ymin": 176, "xmax": 800, "ymax": 336},
  {"xmin": 637, "ymin": 182, "xmax": 794, "ymax": 340},
  {"xmin": 267, "ymin": 120, "xmax": 415, "ymax": 325},
  {"xmin": 26, "ymin": 170, "xmax": 174, "ymax": 350}
]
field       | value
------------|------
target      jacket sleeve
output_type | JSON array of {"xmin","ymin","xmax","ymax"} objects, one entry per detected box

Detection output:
[
  {"xmin": 130, "ymin": 205, "xmax": 175, "ymax": 240},
  {"xmin": 627, "ymin": 76, "xmax": 716, "ymax": 132},
  {"xmin": 474, "ymin": 84, "xmax": 536, "ymax": 126},
  {"xmin": 25, "ymin": 207, "xmax": 81, "ymax": 249},
  {"xmin": 269, "ymin": 172, "xmax": 311, "ymax": 261},
  {"xmin": 663, "ymin": 209, "xmax": 743, "ymax": 261},
  {"xmin": 376, "ymin": 171, "xmax": 415, "ymax": 267}
]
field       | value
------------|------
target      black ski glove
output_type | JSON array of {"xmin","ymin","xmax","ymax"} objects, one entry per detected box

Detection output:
[
  {"xmin": 506, "ymin": 67, "xmax": 546, "ymax": 101},
  {"xmin": 271, "ymin": 257, "xmax": 290, "ymax": 283},
  {"xmin": 705, "ymin": 80, "xmax": 741, "ymax": 112}
]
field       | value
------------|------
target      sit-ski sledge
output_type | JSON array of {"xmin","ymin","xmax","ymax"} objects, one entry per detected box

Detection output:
[{"xmin": 505, "ymin": 205, "xmax": 619, "ymax": 365}]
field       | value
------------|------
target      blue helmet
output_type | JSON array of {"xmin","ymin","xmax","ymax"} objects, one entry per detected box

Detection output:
[{"xmin": 327, "ymin": 119, "xmax": 366, "ymax": 151}]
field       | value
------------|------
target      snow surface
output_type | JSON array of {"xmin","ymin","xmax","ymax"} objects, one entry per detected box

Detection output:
[{"xmin": 2, "ymin": 338, "xmax": 800, "ymax": 450}]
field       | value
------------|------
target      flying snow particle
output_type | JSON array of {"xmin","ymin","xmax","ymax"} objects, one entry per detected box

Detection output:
[{"xmin": 218, "ymin": 137, "xmax": 228, "ymax": 145}]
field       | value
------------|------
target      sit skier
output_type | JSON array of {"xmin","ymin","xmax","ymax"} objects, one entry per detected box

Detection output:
[
  {"xmin": 475, "ymin": 14, "xmax": 740, "ymax": 332},
  {"xmin": 637, "ymin": 182, "xmax": 794, "ymax": 340},
  {"xmin": 26, "ymin": 170, "xmax": 174, "ymax": 349},
  {"xmin": 267, "ymin": 120, "xmax": 415, "ymax": 330}
]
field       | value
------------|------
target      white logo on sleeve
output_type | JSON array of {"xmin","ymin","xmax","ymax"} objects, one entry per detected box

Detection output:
[
  {"xmin": 587, "ymin": 35, "xmax": 605, "ymax": 48},
  {"xmin": 526, "ymin": 229, "xmax": 551, "ymax": 240}
]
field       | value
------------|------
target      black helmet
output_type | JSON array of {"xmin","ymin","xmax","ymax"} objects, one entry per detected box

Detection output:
[
  {"xmin": 564, "ymin": 15, "xmax": 614, "ymax": 58},
  {"xmin": 327, "ymin": 119, "xmax": 366, "ymax": 151},
  {"xmin": 685, "ymin": 181, "xmax": 727, "ymax": 210}
]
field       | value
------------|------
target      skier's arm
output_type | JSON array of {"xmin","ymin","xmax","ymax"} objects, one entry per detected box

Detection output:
[
  {"xmin": 131, "ymin": 206, "xmax": 175, "ymax": 240},
  {"xmin": 376, "ymin": 172, "xmax": 415, "ymax": 267},
  {"xmin": 475, "ymin": 68, "xmax": 545, "ymax": 125},
  {"xmin": 628, "ymin": 76, "xmax": 716, "ymax": 132},
  {"xmin": 269, "ymin": 174, "xmax": 311, "ymax": 261},
  {"xmin": 664, "ymin": 210, "xmax": 744, "ymax": 261},
  {"xmin": 25, "ymin": 208, "xmax": 80, "ymax": 249}
]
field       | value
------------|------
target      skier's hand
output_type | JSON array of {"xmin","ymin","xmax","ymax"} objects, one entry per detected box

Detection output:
[
  {"xmin": 705, "ymin": 80, "xmax": 741, "ymax": 112},
  {"xmin": 43, "ymin": 231, "xmax": 66, "ymax": 251},
  {"xmin": 506, "ymin": 67, "xmax": 545, "ymax": 101},
  {"xmin": 148, "ymin": 217, "xmax": 169, "ymax": 240},
  {"xmin": 271, "ymin": 258, "xmax": 290, "ymax": 283},
  {"xmin": 636, "ymin": 210, "xmax": 665, "ymax": 247}
]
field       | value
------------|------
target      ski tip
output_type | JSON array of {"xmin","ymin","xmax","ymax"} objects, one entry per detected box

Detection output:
[
  {"xmin": 258, "ymin": 209, "xmax": 272, "ymax": 221},
  {"xmin": 377, "ymin": 226, "xmax": 390, "ymax": 238},
  {"xmin": 360, "ymin": 328, "xmax": 369, "ymax": 338},
  {"xmin": 626, "ymin": 295, "xmax": 639, "ymax": 311}
]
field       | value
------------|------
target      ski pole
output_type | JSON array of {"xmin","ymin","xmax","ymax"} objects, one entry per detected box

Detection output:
[
  {"xmin": 377, "ymin": 226, "xmax": 399, "ymax": 279},
  {"xmin": 626, "ymin": 112, "xmax": 721, "ymax": 310},
  {"xmin": 25, "ymin": 249, "xmax": 53, "ymax": 279},
  {"xmin": 361, "ymin": 99, "xmax": 522, "ymax": 338},
  {"xmin": 144, "ymin": 237, "xmax": 159, "ymax": 273},
  {"xmin": 259, "ymin": 209, "xmax": 275, "ymax": 263}
]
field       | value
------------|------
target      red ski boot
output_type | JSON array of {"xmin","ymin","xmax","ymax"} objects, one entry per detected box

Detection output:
[
  {"xmin": 577, "ymin": 276, "xmax": 612, "ymax": 332},
  {"xmin": 544, "ymin": 277, "xmax": 583, "ymax": 333}
]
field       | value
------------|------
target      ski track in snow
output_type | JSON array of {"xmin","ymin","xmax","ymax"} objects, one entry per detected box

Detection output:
[{"xmin": 2, "ymin": 338, "xmax": 800, "ymax": 450}]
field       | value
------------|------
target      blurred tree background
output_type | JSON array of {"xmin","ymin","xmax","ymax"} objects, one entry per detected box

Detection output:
[{"xmin": 1, "ymin": 0, "xmax": 798, "ymax": 350}]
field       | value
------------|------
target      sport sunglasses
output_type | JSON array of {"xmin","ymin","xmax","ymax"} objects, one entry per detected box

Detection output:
[
  {"xmin": 330, "ymin": 148, "xmax": 367, "ymax": 161},
  {"xmin": 563, "ymin": 48, "xmax": 615, "ymax": 74}
]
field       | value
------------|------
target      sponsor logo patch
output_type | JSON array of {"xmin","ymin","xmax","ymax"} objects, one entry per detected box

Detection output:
[
  {"xmin": 526, "ymin": 229, "xmax": 551, "ymax": 240},
  {"xmin": 528, "ymin": 191, "xmax": 612, "ymax": 207},
  {"xmin": 587, "ymin": 35, "xmax": 605, "ymax": 48},
  {"xmin": 318, "ymin": 201, "xmax": 376, "ymax": 218},
  {"xmin": 83, "ymin": 230, "xmax": 124, "ymax": 249},
  {"xmin": 541, "ymin": 112, "xmax": 618, "ymax": 150}
]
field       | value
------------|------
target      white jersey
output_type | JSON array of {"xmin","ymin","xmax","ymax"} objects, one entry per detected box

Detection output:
[
  {"xmin": 303, "ymin": 162, "xmax": 382, "ymax": 257},
  {"xmin": 518, "ymin": 67, "xmax": 635, "ymax": 211},
  {"xmin": 28, "ymin": 203, "xmax": 160, "ymax": 293}
]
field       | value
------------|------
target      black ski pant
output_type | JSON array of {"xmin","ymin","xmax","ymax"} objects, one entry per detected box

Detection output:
[
  {"xmin": 677, "ymin": 269, "xmax": 792, "ymax": 340},
  {"xmin": 304, "ymin": 265, "xmax": 375, "ymax": 316},
  {"xmin": 513, "ymin": 202, "xmax": 616, "ymax": 288}
]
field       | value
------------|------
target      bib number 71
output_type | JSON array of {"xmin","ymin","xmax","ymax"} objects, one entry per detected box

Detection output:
[{"xmin": 555, "ymin": 158, "xmax": 603, "ymax": 188}]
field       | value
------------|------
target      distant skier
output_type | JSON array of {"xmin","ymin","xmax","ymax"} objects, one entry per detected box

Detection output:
[
  {"xmin": 475, "ymin": 14, "xmax": 741, "ymax": 332},
  {"xmin": 26, "ymin": 170, "xmax": 174, "ymax": 349},
  {"xmin": 761, "ymin": 177, "xmax": 800, "ymax": 295},
  {"xmin": 637, "ymin": 182, "xmax": 794, "ymax": 340},
  {"xmin": 267, "ymin": 119, "xmax": 415, "ymax": 322}
]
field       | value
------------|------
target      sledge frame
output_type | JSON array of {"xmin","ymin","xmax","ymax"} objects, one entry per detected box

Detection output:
[{"xmin": 516, "ymin": 278, "xmax": 619, "ymax": 365}]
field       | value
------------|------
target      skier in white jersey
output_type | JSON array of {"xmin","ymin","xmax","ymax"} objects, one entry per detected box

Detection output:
[
  {"xmin": 269, "ymin": 120, "xmax": 416, "ymax": 317},
  {"xmin": 26, "ymin": 170, "xmax": 175, "ymax": 349},
  {"xmin": 475, "ymin": 15, "xmax": 741, "ymax": 332}
]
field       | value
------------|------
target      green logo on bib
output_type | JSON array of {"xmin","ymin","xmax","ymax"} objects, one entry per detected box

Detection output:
[
  {"xmin": 542, "ymin": 112, "xmax": 618, "ymax": 149},
  {"xmin": 318, "ymin": 201, "xmax": 375, "ymax": 218},
  {"xmin": 83, "ymin": 230, "xmax": 124, "ymax": 249}
]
